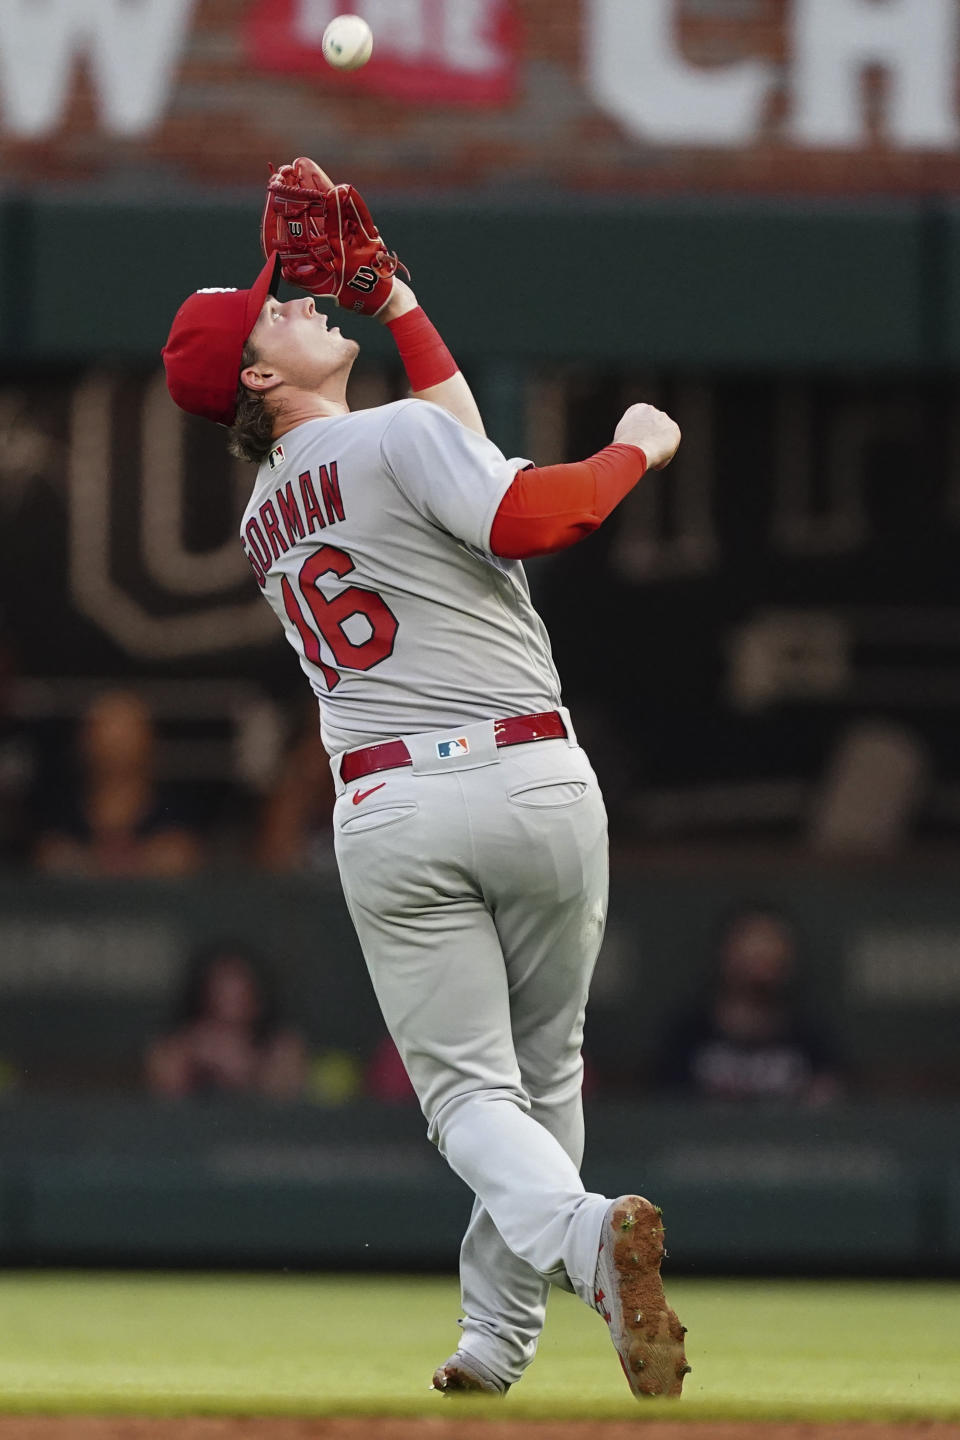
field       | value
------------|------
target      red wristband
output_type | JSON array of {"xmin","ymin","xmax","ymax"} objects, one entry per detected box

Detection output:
[{"xmin": 386, "ymin": 307, "xmax": 458, "ymax": 391}]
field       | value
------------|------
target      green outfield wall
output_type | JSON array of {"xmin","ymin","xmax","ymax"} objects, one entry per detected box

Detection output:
[
  {"xmin": 0, "ymin": 194, "xmax": 950, "ymax": 370},
  {"xmin": 0, "ymin": 1095, "xmax": 957, "ymax": 1272}
]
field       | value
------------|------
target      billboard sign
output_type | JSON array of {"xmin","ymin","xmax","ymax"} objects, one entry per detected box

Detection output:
[{"xmin": 242, "ymin": 0, "xmax": 518, "ymax": 107}]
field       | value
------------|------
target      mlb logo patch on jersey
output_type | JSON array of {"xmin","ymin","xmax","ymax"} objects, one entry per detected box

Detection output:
[
  {"xmin": 437, "ymin": 736, "xmax": 469, "ymax": 759},
  {"xmin": 268, "ymin": 444, "xmax": 285, "ymax": 471}
]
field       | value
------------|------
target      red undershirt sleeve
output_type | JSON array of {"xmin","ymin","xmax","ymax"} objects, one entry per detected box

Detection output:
[{"xmin": 489, "ymin": 443, "xmax": 648, "ymax": 559}]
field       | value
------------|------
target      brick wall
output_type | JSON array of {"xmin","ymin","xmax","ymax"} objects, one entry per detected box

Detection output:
[{"xmin": 1, "ymin": 0, "xmax": 959, "ymax": 193}]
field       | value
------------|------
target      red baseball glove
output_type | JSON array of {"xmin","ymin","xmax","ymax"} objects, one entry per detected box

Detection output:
[{"xmin": 260, "ymin": 157, "xmax": 408, "ymax": 317}]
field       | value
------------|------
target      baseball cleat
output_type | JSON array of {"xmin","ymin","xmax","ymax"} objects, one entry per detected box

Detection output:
[
  {"xmin": 593, "ymin": 1194, "xmax": 689, "ymax": 1399},
  {"xmin": 431, "ymin": 1351, "xmax": 508, "ymax": 1396}
]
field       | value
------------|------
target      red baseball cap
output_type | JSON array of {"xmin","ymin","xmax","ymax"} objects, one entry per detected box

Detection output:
[{"xmin": 162, "ymin": 253, "xmax": 281, "ymax": 425}]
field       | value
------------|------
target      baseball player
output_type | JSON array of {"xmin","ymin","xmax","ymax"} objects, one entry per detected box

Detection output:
[{"xmin": 162, "ymin": 160, "xmax": 688, "ymax": 1401}]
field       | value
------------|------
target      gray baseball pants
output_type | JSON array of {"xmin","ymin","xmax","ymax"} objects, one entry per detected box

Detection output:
[{"xmin": 332, "ymin": 711, "xmax": 610, "ymax": 1386}]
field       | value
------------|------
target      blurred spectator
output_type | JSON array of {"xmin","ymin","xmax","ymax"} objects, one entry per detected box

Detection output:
[
  {"xmin": 33, "ymin": 689, "xmax": 203, "ymax": 876},
  {"xmin": 145, "ymin": 938, "xmax": 307, "ymax": 1098},
  {"xmin": 656, "ymin": 905, "xmax": 843, "ymax": 1104},
  {"xmin": 256, "ymin": 707, "xmax": 335, "ymax": 871}
]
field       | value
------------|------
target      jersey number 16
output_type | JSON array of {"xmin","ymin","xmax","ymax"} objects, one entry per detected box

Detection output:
[{"xmin": 281, "ymin": 544, "xmax": 398, "ymax": 691}]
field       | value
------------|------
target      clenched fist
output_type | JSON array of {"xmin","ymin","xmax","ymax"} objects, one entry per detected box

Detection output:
[{"xmin": 614, "ymin": 403, "xmax": 681, "ymax": 471}]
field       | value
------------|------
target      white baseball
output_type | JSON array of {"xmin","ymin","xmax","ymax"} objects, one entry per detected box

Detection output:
[{"xmin": 322, "ymin": 14, "xmax": 374, "ymax": 70}]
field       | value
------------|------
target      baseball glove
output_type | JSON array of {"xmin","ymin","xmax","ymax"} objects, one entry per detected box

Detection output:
[{"xmin": 260, "ymin": 157, "xmax": 408, "ymax": 317}]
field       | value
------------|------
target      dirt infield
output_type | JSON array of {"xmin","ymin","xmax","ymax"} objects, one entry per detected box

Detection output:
[{"xmin": 1, "ymin": 1420, "xmax": 958, "ymax": 1440}]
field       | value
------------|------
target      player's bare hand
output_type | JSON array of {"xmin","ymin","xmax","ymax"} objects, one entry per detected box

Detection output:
[{"xmin": 614, "ymin": 403, "xmax": 681, "ymax": 471}]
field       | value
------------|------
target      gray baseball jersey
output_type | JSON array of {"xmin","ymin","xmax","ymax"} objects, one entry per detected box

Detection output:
[
  {"xmin": 240, "ymin": 398, "xmax": 561, "ymax": 755},
  {"xmin": 240, "ymin": 396, "xmax": 616, "ymax": 1392}
]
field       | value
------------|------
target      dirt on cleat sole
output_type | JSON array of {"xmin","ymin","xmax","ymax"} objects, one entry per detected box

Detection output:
[
  {"xmin": 431, "ymin": 1356, "xmax": 505, "ymax": 1396},
  {"xmin": 596, "ymin": 1195, "xmax": 690, "ymax": 1400}
]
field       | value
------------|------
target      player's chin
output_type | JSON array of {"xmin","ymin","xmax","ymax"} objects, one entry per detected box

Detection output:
[{"xmin": 318, "ymin": 336, "xmax": 359, "ymax": 377}]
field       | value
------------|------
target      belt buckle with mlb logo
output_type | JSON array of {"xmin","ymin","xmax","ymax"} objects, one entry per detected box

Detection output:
[{"xmin": 437, "ymin": 736, "xmax": 469, "ymax": 759}]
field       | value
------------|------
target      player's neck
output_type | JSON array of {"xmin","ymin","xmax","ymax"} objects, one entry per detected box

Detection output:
[{"xmin": 271, "ymin": 389, "xmax": 350, "ymax": 436}]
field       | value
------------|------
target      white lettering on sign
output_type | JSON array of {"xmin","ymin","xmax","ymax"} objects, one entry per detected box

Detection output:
[
  {"xmin": 587, "ymin": 0, "xmax": 774, "ymax": 146},
  {"xmin": 790, "ymin": 0, "xmax": 960, "ymax": 148},
  {"xmin": 294, "ymin": 0, "xmax": 336, "ymax": 45},
  {"xmin": 445, "ymin": 0, "xmax": 503, "ymax": 74},
  {"xmin": 0, "ymin": 0, "xmax": 197, "ymax": 138},
  {"xmin": 361, "ymin": 0, "xmax": 428, "ymax": 61},
  {"xmin": 586, "ymin": 0, "xmax": 960, "ymax": 151},
  {"xmin": 850, "ymin": 926, "xmax": 960, "ymax": 1001},
  {"xmin": 0, "ymin": 918, "xmax": 179, "ymax": 995}
]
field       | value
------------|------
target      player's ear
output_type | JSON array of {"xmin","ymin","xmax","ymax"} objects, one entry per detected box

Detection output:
[{"xmin": 240, "ymin": 363, "xmax": 283, "ymax": 395}]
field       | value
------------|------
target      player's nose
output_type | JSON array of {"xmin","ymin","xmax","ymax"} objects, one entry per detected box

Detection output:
[{"xmin": 302, "ymin": 297, "xmax": 316, "ymax": 319}]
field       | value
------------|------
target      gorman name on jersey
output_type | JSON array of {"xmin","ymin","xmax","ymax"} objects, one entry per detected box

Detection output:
[{"xmin": 241, "ymin": 456, "xmax": 345, "ymax": 587}]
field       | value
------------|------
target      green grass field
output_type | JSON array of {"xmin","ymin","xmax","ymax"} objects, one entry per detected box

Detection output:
[{"xmin": 0, "ymin": 1273, "xmax": 957, "ymax": 1422}]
